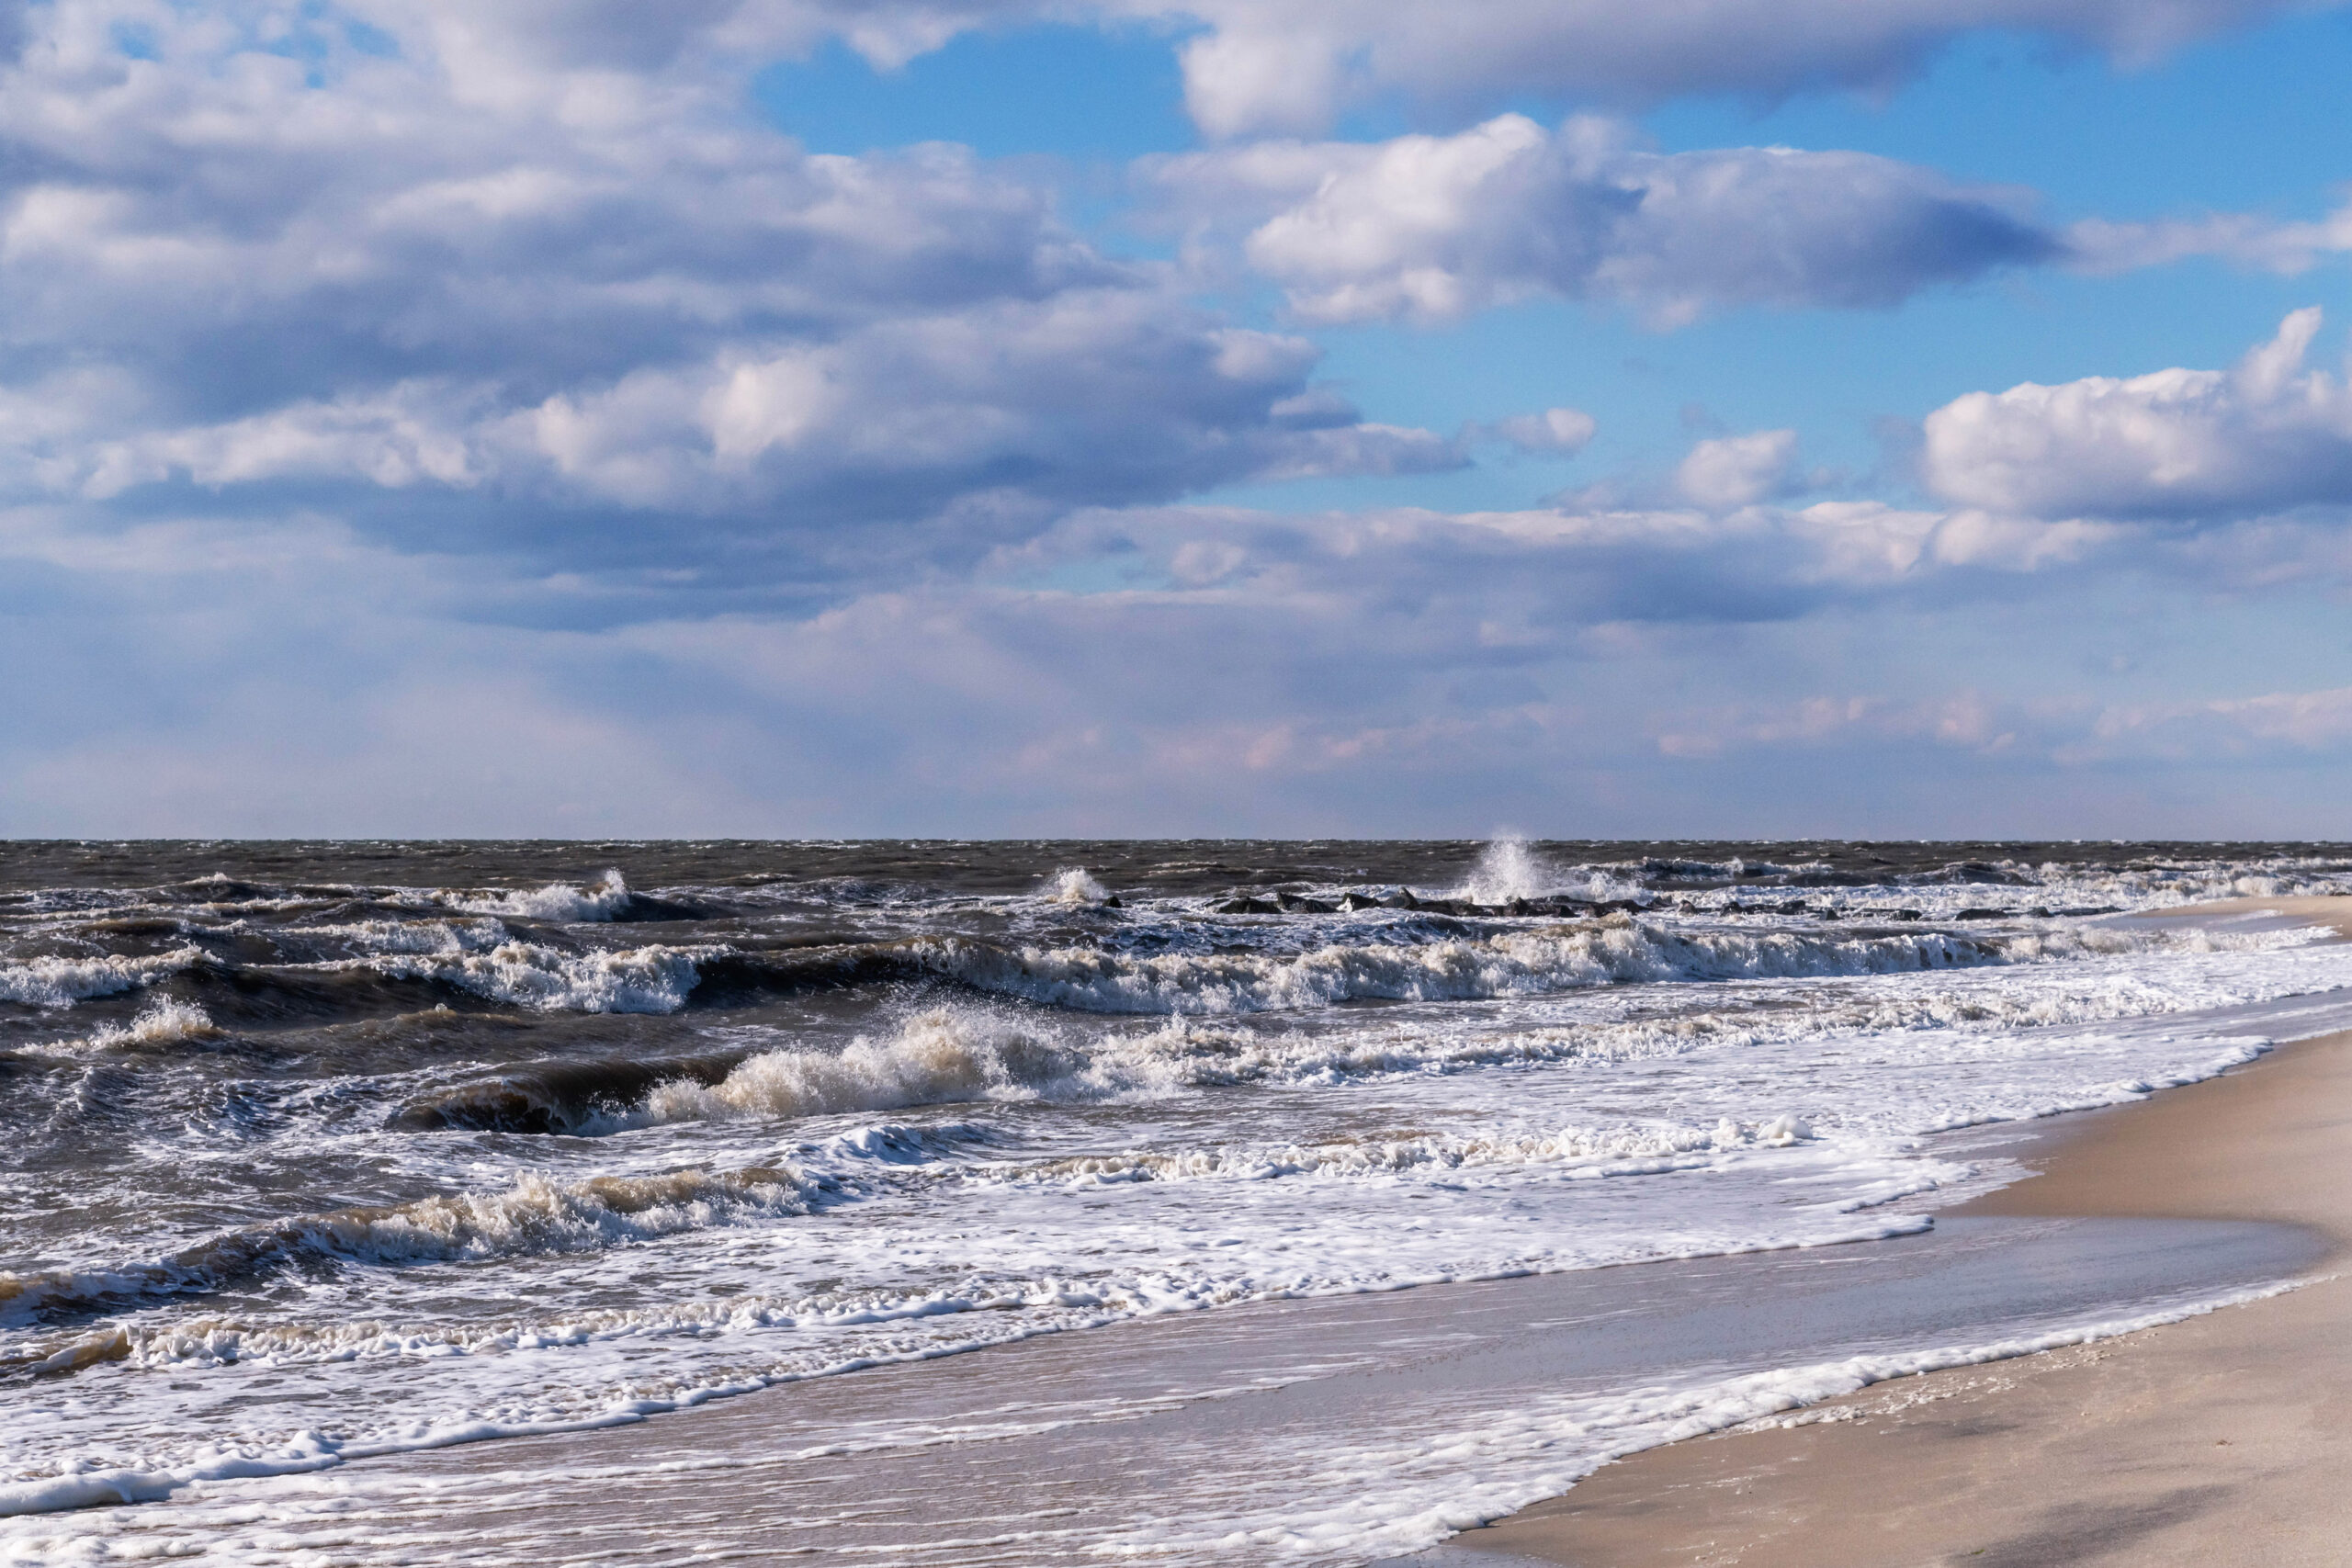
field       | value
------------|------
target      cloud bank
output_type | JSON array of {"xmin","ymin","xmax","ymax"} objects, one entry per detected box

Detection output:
[
  {"xmin": 0, "ymin": 0, "xmax": 1455, "ymax": 582},
  {"xmin": 2, "ymin": 0, "xmax": 2347, "ymax": 837}
]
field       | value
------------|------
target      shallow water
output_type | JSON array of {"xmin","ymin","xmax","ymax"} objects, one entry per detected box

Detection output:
[
  {"xmin": 12, "ymin": 1211, "xmax": 2322, "ymax": 1564},
  {"xmin": 5, "ymin": 839, "xmax": 2352, "ymax": 1550}
]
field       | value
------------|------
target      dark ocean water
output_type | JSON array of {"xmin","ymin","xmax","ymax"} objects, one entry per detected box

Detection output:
[{"xmin": 5, "ymin": 839, "xmax": 2351, "ymax": 1553}]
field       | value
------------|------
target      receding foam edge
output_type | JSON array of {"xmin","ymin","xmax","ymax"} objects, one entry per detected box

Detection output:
[{"xmin": 0, "ymin": 1254, "xmax": 2317, "ymax": 1523}]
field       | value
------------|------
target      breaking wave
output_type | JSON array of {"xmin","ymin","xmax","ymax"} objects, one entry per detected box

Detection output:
[
  {"xmin": 390, "ymin": 1052, "xmax": 742, "ymax": 1134},
  {"xmin": 609, "ymin": 927, "xmax": 2308, "ymax": 1130},
  {"xmin": 448, "ymin": 870, "xmax": 637, "ymax": 923},
  {"xmin": 25, "ymin": 1000, "xmax": 227, "ymax": 1058},
  {"xmin": 908, "ymin": 919, "xmax": 2151, "ymax": 1017},
  {"xmin": 8, "ymin": 840, "xmax": 2349, "ymax": 1523},
  {"xmin": 0, "ymin": 947, "xmax": 205, "ymax": 1009},
  {"xmin": 17, "ymin": 891, "xmax": 2288, "ymax": 1028},
  {"xmin": 363, "ymin": 940, "xmax": 713, "ymax": 1013},
  {"xmin": 0, "ymin": 1166, "xmax": 815, "ymax": 1335},
  {"xmin": 323, "ymin": 918, "xmax": 2059, "ymax": 1021},
  {"xmin": 643, "ymin": 1010, "xmax": 1091, "ymax": 1124},
  {"xmin": 1028, "ymin": 1114, "xmax": 1818, "ymax": 1188}
]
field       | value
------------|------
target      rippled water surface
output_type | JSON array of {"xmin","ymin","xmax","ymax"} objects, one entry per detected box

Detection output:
[{"xmin": 6, "ymin": 838, "xmax": 2352, "ymax": 1525}]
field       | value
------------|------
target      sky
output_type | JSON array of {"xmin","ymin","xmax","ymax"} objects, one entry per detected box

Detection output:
[{"xmin": 4, "ymin": 0, "xmax": 2352, "ymax": 839}]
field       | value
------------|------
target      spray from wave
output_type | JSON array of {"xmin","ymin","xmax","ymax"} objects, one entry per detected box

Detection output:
[
  {"xmin": 1039, "ymin": 867, "xmax": 1112, "ymax": 905},
  {"xmin": 1455, "ymin": 836, "xmax": 1554, "ymax": 904},
  {"xmin": 1455, "ymin": 837, "xmax": 1650, "ymax": 906}
]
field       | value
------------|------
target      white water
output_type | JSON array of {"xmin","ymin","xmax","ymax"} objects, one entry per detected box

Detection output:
[{"xmin": 5, "ymin": 848, "xmax": 2352, "ymax": 1563}]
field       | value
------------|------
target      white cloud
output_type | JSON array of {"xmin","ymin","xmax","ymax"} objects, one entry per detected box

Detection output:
[
  {"xmin": 2066, "ymin": 685, "xmax": 2352, "ymax": 762},
  {"xmin": 220, "ymin": 0, "xmax": 2315, "ymax": 144},
  {"xmin": 1676, "ymin": 429, "xmax": 1799, "ymax": 508},
  {"xmin": 1150, "ymin": 0, "xmax": 2315, "ymax": 137},
  {"xmin": 0, "ymin": 0, "xmax": 2304, "ymax": 575},
  {"xmin": 4, "ymin": 0, "xmax": 2346, "ymax": 839},
  {"xmin": 1491, "ymin": 407, "xmax": 1599, "ymax": 456},
  {"xmin": 989, "ymin": 481, "xmax": 2121, "ymax": 653},
  {"xmin": 63, "ymin": 384, "xmax": 493, "ymax": 499},
  {"xmin": 140, "ymin": 0, "xmax": 2295, "ymax": 144},
  {"xmin": 0, "ymin": 0, "xmax": 1457, "ymax": 574},
  {"xmin": 0, "ymin": 477, "xmax": 2332, "ymax": 838},
  {"xmin": 1149, "ymin": 115, "xmax": 2058, "ymax": 325},
  {"xmin": 1635, "ymin": 677, "xmax": 2352, "ymax": 775},
  {"xmin": 1922, "ymin": 308, "xmax": 2352, "ymax": 519},
  {"xmin": 486, "ymin": 294, "xmax": 1458, "ymax": 522},
  {"xmin": 2064, "ymin": 197, "xmax": 2352, "ymax": 276},
  {"xmin": 1650, "ymin": 690, "xmax": 2027, "ymax": 761}
]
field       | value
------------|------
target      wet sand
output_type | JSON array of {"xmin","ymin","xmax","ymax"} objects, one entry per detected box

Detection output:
[{"xmin": 1428, "ymin": 898, "xmax": 2352, "ymax": 1567}]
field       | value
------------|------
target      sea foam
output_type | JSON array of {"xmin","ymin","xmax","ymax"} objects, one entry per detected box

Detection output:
[{"xmin": 0, "ymin": 946, "xmax": 204, "ymax": 1008}]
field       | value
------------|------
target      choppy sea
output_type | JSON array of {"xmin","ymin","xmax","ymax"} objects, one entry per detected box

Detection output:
[{"xmin": 6, "ymin": 840, "xmax": 2352, "ymax": 1560}]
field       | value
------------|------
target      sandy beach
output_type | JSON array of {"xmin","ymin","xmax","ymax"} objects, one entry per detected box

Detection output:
[{"xmin": 1434, "ymin": 898, "xmax": 2352, "ymax": 1567}]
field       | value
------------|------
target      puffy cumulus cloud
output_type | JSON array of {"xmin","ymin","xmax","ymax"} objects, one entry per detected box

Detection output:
[
  {"xmin": 0, "ymin": 24, "xmax": 1098, "ymax": 377},
  {"xmin": 1150, "ymin": 0, "xmax": 2314, "ymax": 138},
  {"xmin": 10, "ymin": 0, "xmax": 2349, "ymax": 841},
  {"xmin": 1148, "ymin": 115, "xmax": 2057, "ymax": 325},
  {"xmin": 126, "ymin": 303, "xmax": 1444, "ymax": 537},
  {"xmin": 1922, "ymin": 308, "xmax": 2352, "ymax": 520},
  {"xmin": 1675, "ymin": 429, "xmax": 1800, "ymax": 508},
  {"xmin": 0, "ymin": 0, "xmax": 2306, "ymax": 578},
  {"xmin": 0, "ymin": 0, "xmax": 1451, "ymax": 576}
]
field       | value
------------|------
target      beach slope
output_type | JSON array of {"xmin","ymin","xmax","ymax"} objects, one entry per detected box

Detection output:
[{"xmin": 1438, "ymin": 997, "xmax": 2352, "ymax": 1564}]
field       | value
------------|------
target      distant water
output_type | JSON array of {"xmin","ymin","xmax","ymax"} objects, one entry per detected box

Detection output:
[{"xmin": 6, "ymin": 839, "xmax": 2352, "ymax": 1528}]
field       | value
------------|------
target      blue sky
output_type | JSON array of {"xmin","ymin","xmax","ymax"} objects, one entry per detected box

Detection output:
[{"xmin": 4, "ymin": 0, "xmax": 2352, "ymax": 837}]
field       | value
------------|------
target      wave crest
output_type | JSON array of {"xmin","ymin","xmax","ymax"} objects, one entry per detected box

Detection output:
[
  {"xmin": 920, "ymin": 919, "xmax": 2018, "ymax": 1016},
  {"xmin": 34, "ymin": 1000, "xmax": 225, "ymax": 1059},
  {"xmin": 645, "ymin": 1010, "xmax": 1089, "ymax": 1123},
  {"xmin": 447, "ymin": 869, "xmax": 634, "ymax": 922},
  {"xmin": 0, "ymin": 1166, "xmax": 813, "ymax": 1333},
  {"xmin": 1033, "ymin": 1113, "xmax": 1819, "ymax": 1187},
  {"xmin": 365, "ymin": 940, "xmax": 710, "ymax": 1013},
  {"xmin": 0, "ymin": 947, "xmax": 205, "ymax": 1009}
]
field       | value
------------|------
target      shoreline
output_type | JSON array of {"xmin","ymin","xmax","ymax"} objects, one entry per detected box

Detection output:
[
  {"xmin": 1425, "ymin": 897, "xmax": 2352, "ymax": 1566},
  {"xmin": 12, "ymin": 895, "xmax": 2347, "ymax": 1562}
]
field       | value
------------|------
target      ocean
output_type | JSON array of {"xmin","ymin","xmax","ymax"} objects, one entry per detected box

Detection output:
[{"xmin": 5, "ymin": 840, "xmax": 2352, "ymax": 1562}]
